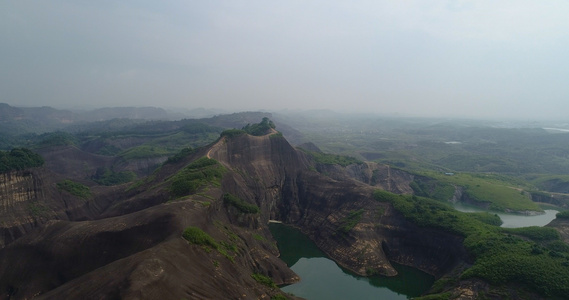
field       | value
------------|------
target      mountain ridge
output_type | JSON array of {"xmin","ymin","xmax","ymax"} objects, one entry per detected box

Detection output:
[{"xmin": 0, "ymin": 126, "xmax": 565, "ymax": 299}]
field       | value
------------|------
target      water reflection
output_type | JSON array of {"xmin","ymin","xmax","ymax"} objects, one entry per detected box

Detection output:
[{"xmin": 269, "ymin": 223, "xmax": 434, "ymax": 300}]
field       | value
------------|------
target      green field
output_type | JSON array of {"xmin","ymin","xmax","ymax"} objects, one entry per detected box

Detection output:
[{"xmin": 417, "ymin": 172, "xmax": 541, "ymax": 212}]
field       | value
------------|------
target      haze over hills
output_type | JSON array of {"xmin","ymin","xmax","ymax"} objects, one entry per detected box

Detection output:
[
  {"xmin": 1, "ymin": 106, "xmax": 569, "ymax": 298},
  {"xmin": 4, "ymin": 1, "xmax": 569, "ymax": 298}
]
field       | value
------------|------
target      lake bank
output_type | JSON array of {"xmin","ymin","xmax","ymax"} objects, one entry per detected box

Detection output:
[{"xmin": 269, "ymin": 223, "xmax": 434, "ymax": 300}]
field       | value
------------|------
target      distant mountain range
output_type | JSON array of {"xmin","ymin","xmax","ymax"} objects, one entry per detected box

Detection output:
[{"xmin": 0, "ymin": 103, "xmax": 227, "ymax": 135}]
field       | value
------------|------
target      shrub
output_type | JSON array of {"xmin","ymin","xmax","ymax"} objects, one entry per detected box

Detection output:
[
  {"xmin": 187, "ymin": 157, "xmax": 219, "ymax": 169},
  {"xmin": 337, "ymin": 209, "xmax": 364, "ymax": 233},
  {"xmin": 182, "ymin": 226, "xmax": 218, "ymax": 248},
  {"xmin": 556, "ymin": 211, "xmax": 569, "ymax": 219},
  {"xmin": 465, "ymin": 212, "xmax": 503, "ymax": 226},
  {"xmin": 547, "ymin": 240, "xmax": 569, "ymax": 253},
  {"xmin": 0, "ymin": 148, "xmax": 44, "ymax": 172},
  {"xmin": 165, "ymin": 147, "xmax": 195, "ymax": 164},
  {"xmin": 92, "ymin": 167, "xmax": 136, "ymax": 186},
  {"xmin": 182, "ymin": 226, "xmax": 236, "ymax": 262},
  {"xmin": 57, "ymin": 180, "xmax": 91, "ymax": 199},
  {"xmin": 251, "ymin": 273, "xmax": 277, "ymax": 288},
  {"xmin": 221, "ymin": 129, "xmax": 247, "ymax": 138},
  {"xmin": 242, "ymin": 117, "xmax": 275, "ymax": 136},
  {"xmin": 502, "ymin": 226, "xmax": 560, "ymax": 242},
  {"xmin": 37, "ymin": 132, "xmax": 77, "ymax": 147},
  {"xmin": 169, "ymin": 157, "xmax": 225, "ymax": 198},
  {"xmin": 223, "ymin": 193, "xmax": 260, "ymax": 214}
]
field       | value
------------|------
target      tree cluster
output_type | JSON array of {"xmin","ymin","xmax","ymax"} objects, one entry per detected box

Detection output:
[{"xmin": 0, "ymin": 148, "xmax": 44, "ymax": 172}]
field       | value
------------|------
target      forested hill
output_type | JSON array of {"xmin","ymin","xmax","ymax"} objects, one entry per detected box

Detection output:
[
  {"xmin": 0, "ymin": 148, "xmax": 44, "ymax": 172},
  {"xmin": 0, "ymin": 103, "xmax": 175, "ymax": 135}
]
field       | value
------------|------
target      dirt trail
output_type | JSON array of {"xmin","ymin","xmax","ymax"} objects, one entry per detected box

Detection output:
[{"xmin": 206, "ymin": 138, "xmax": 225, "ymax": 159}]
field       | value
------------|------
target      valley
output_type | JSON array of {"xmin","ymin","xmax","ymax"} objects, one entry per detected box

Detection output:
[{"xmin": 0, "ymin": 105, "xmax": 569, "ymax": 299}]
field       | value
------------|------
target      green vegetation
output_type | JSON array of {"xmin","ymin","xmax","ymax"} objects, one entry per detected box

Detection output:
[
  {"xmin": 0, "ymin": 148, "xmax": 44, "ymax": 172},
  {"xmin": 242, "ymin": 117, "xmax": 276, "ymax": 136},
  {"xmin": 187, "ymin": 157, "xmax": 219, "ymax": 169},
  {"xmin": 164, "ymin": 147, "xmax": 195, "ymax": 164},
  {"xmin": 269, "ymin": 132, "xmax": 283, "ymax": 138},
  {"xmin": 417, "ymin": 172, "xmax": 541, "ymax": 212},
  {"xmin": 182, "ymin": 226, "xmax": 236, "ymax": 262},
  {"xmin": 57, "ymin": 180, "xmax": 91, "ymax": 199},
  {"xmin": 223, "ymin": 193, "xmax": 260, "ymax": 214},
  {"xmin": 502, "ymin": 226, "xmax": 560, "ymax": 242},
  {"xmin": 126, "ymin": 174, "xmax": 156, "ymax": 192},
  {"xmin": 37, "ymin": 131, "xmax": 77, "ymax": 147},
  {"xmin": 253, "ymin": 233, "xmax": 266, "ymax": 241},
  {"xmin": 373, "ymin": 189, "xmax": 569, "ymax": 298},
  {"xmin": 464, "ymin": 212, "xmax": 503, "ymax": 226},
  {"xmin": 182, "ymin": 226, "xmax": 218, "ymax": 248},
  {"xmin": 251, "ymin": 273, "xmax": 277, "ymax": 288},
  {"xmin": 220, "ymin": 129, "xmax": 247, "ymax": 138},
  {"xmin": 96, "ymin": 144, "xmax": 122, "ymax": 156},
  {"xmin": 220, "ymin": 118, "xmax": 277, "ymax": 138},
  {"xmin": 409, "ymin": 179, "xmax": 455, "ymax": 202},
  {"xmin": 119, "ymin": 145, "xmax": 171, "ymax": 160},
  {"xmin": 92, "ymin": 167, "xmax": 136, "ymax": 186},
  {"xmin": 270, "ymin": 294, "xmax": 288, "ymax": 300},
  {"xmin": 169, "ymin": 157, "xmax": 225, "ymax": 198},
  {"xmin": 337, "ymin": 209, "xmax": 364, "ymax": 233},
  {"xmin": 28, "ymin": 202, "xmax": 49, "ymax": 217},
  {"xmin": 528, "ymin": 174, "xmax": 569, "ymax": 193},
  {"xmin": 299, "ymin": 148, "xmax": 362, "ymax": 167},
  {"xmin": 557, "ymin": 211, "xmax": 569, "ymax": 219}
]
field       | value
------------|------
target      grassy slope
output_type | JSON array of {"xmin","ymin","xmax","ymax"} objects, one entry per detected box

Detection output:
[
  {"xmin": 414, "ymin": 171, "xmax": 541, "ymax": 212},
  {"xmin": 373, "ymin": 190, "xmax": 569, "ymax": 299}
]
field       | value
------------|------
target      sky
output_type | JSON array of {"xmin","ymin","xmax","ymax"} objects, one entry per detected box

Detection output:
[{"xmin": 1, "ymin": 1, "xmax": 569, "ymax": 120}]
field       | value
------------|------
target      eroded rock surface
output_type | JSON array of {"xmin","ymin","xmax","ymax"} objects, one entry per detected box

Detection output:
[{"xmin": 0, "ymin": 133, "xmax": 470, "ymax": 299}]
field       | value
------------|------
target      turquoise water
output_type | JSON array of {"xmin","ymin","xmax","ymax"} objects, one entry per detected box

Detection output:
[{"xmin": 269, "ymin": 223, "xmax": 434, "ymax": 300}]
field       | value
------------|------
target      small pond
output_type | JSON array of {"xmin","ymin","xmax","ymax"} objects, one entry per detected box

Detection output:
[{"xmin": 269, "ymin": 223, "xmax": 434, "ymax": 300}]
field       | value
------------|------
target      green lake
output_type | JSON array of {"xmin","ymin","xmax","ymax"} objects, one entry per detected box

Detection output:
[{"xmin": 269, "ymin": 223, "xmax": 434, "ymax": 300}]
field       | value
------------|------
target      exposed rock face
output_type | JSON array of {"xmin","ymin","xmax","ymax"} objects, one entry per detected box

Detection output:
[
  {"xmin": 0, "ymin": 168, "xmax": 122, "ymax": 249},
  {"xmin": 0, "ymin": 169, "xmax": 64, "ymax": 248},
  {"xmin": 450, "ymin": 185, "xmax": 464, "ymax": 203},
  {"xmin": 529, "ymin": 191, "xmax": 569, "ymax": 208},
  {"xmin": 315, "ymin": 162, "xmax": 415, "ymax": 194},
  {"xmin": 0, "ymin": 171, "xmax": 43, "ymax": 208},
  {"xmin": 209, "ymin": 134, "xmax": 466, "ymax": 277},
  {"xmin": 0, "ymin": 133, "xmax": 470, "ymax": 299},
  {"xmin": 379, "ymin": 207, "xmax": 467, "ymax": 277}
]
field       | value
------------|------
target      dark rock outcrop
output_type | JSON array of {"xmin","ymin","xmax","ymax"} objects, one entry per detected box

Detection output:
[{"xmin": 0, "ymin": 132, "xmax": 470, "ymax": 299}]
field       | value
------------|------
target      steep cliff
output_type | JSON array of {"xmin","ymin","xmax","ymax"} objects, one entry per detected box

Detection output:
[
  {"xmin": 0, "ymin": 169, "xmax": 69, "ymax": 248},
  {"xmin": 0, "ymin": 131, "xmax": 470, "ymax": 299},
  {"xmin": 208, "ymin": 133, "xmax": 466, "ymax": 277},
  {"xmin": 0, "ymin": 168, "xmax": 122, "ymax": 249}
]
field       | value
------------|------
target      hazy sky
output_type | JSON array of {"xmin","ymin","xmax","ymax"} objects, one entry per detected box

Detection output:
[{"xmin": 2, "ymin": 1, "xmax": 569, "ymax": 119}]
